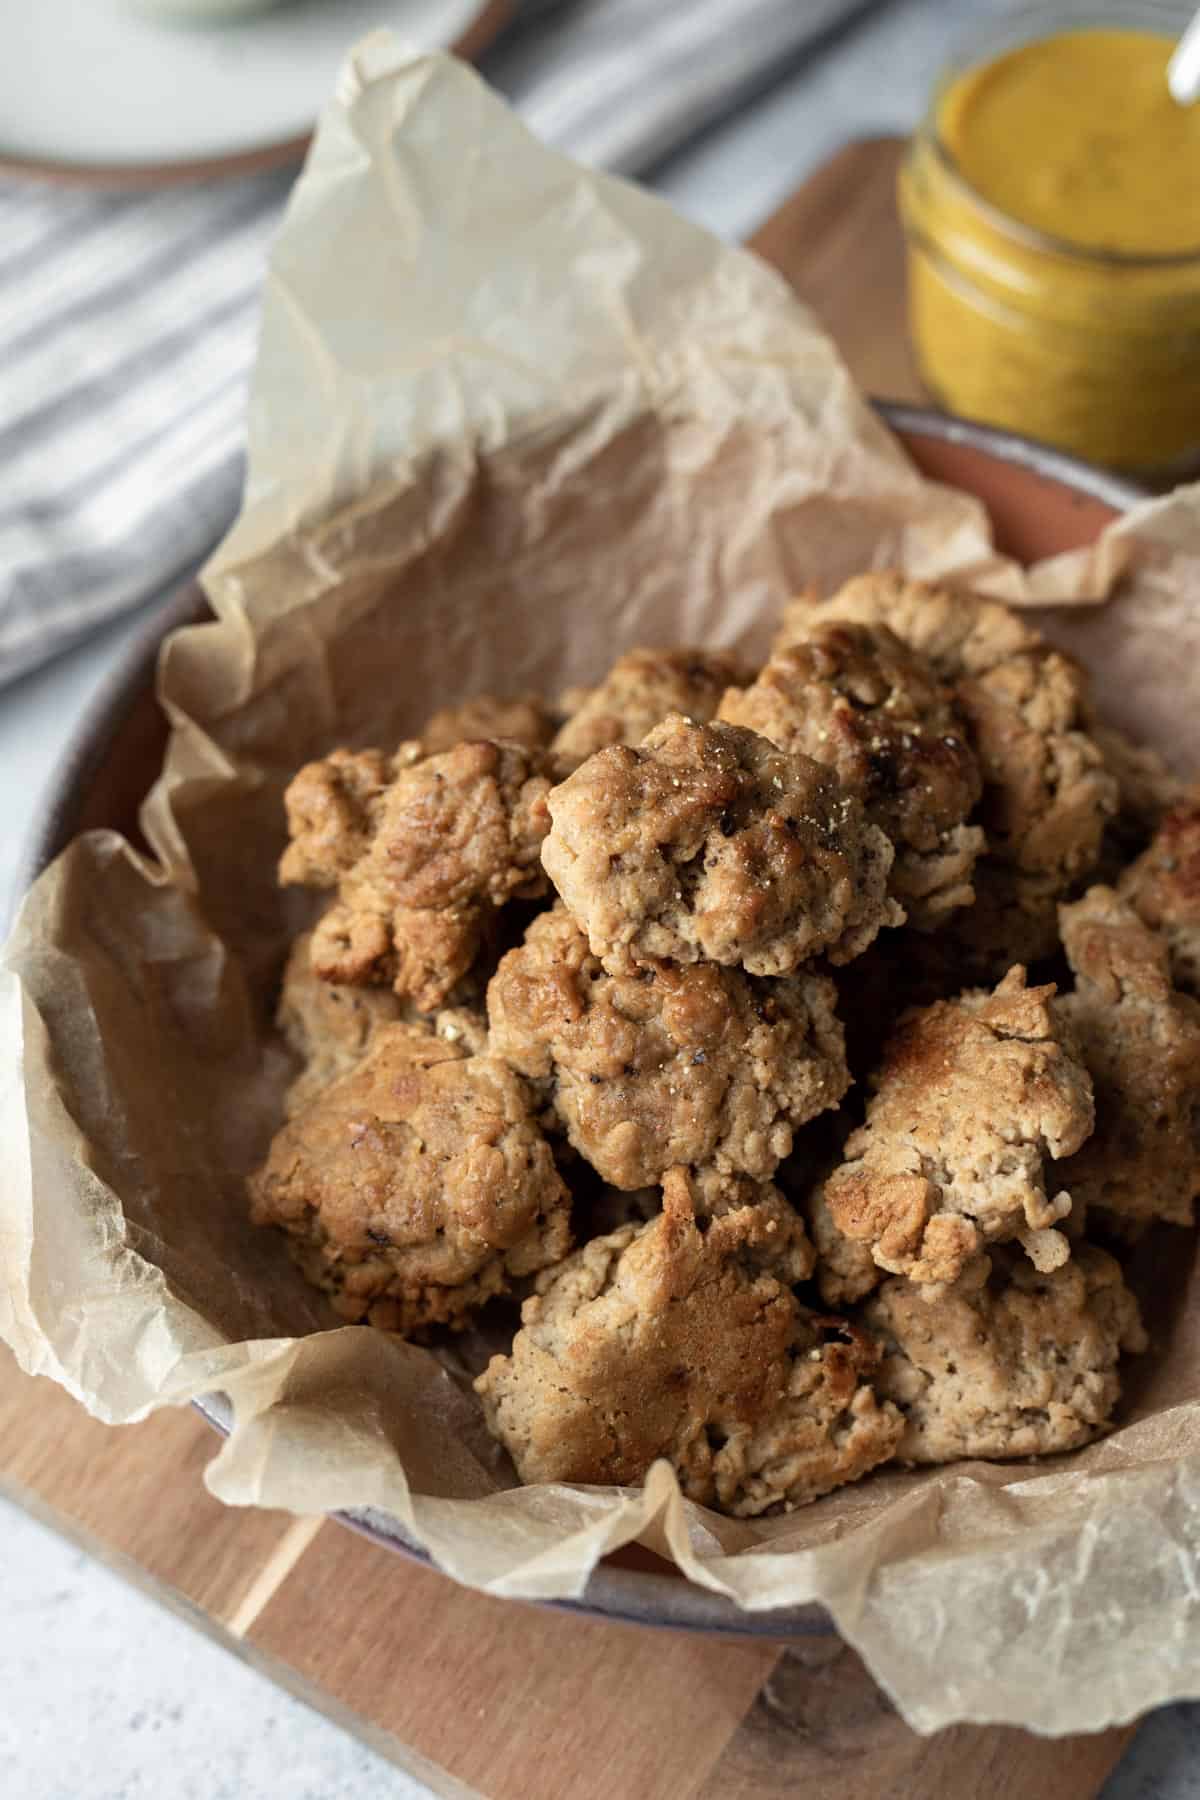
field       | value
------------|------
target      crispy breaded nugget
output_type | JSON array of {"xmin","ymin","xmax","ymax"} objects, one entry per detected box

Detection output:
[
  {"xmin": 281, "ymin": 739, "xmax": 552, "ymax": 1012},
  {"xmin": 249, "ymin": 1022, "xmax": 570, "ymax": 1334},
  {"xmin": 420, "ymin": 694, "xmax": 558, "ymax": 755},
  {"xmin": 719, "ymin": 619, "xmax": 983, "ymax": 926},
  {"xmin": 432, "ymin": 1005, "xmax": 490, "ymax": 1056},
  {"xmin": 279, "ymin": 747, "xmax": 397, "ymax": 889},
  {"xmin": 1056, "ymin": 885, "xmax": 1200, "ymax": 1233},
  {"xmin": 823, "ymin": 967, "xmax": 1094, "ymax": 1285},
  {"xmin": 278, "ymin": 929, "xmax": 489, "ymax": 1113},
  {"xmin": 806, "ymin": 1178, "xmax": 882, "ymax": 1308},
  {"xmin": 582, "ymin": 1169, "xmax": 815, "ymax": 1283},
  {"xmin": 690, "ymin": 1169, "xmax": 818, "ymax": 1282},
  {"xmin": 865, "ymin": 1245, "xmax": 1145, "ymax": 1462},
  {"xmin": 780, "ymin": 574, "xmax": 1117, "ymax": 973},
  {"xmin": 542, "ymin": 714, "xmax": 900, "ymax": 978},
  {"xmin": 277, "ymin": 929, "xmax": 411, "ymax": 1115},
  {"xmin": 551, "ymin": 647, "xmax": 746, "ymax": 772},
  {"xmin": 777, "ymin": 572, "xmax": 1036, "ymax": 676},
  {"xmin": 1118, "ymin": 796, "xmax": 1200, "ymax": 998},
  {"xmin": 487, "ymin": 905, "xmax": 849, "ymax": 1188},
  {"xmin": 475, "ymin": 1168, "xmax": 900, "ymax": 1514},
  {"xmin": 961, "ymin": 645, "xmax": 1115, "ymax": 883}
]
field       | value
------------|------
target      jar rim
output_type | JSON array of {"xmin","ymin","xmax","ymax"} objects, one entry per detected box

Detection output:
[{"xmin": 926, "ymin": 9, "xmax": 1200, "ymax": 269}]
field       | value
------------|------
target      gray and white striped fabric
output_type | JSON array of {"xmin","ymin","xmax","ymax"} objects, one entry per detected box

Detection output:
[{"xmin": 2, "ymin": 0, "xmax": 878, "ymax": 687}]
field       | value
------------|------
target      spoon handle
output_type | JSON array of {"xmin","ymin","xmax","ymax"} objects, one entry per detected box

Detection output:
[{"xmin": 1168, "ymin": 7, "xmax": 1200, "ymax": 103}]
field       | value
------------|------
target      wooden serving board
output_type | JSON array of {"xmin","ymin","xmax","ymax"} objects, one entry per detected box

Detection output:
[
  {"xmin": 753, "ymin": 136, "xmax": 921, "ymax": 404},
  {"xmin": 0, "ymin": 138, "xmax": 1137, "ymax": 1799}
]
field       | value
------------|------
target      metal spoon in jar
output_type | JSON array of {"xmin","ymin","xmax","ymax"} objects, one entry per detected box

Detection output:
[{"xmin": 1168, "ymin": 7, "xmax": 1200, "ymax": 101}]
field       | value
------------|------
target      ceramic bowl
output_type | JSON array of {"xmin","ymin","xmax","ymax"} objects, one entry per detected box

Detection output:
[{"xmin": 17, "ymin": 404, "xmax": 1142, "ymax": 1638}]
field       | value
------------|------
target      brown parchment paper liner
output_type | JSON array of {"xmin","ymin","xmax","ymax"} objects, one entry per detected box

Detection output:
[{"xmin": 3, "ymin": 36, "xmax": 1200, "ymax": 1736}]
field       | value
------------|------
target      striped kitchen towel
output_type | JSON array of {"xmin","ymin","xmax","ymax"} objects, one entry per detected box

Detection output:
[{"xmin": 1, "ymin": 0, "xmax": 879, "ymax": 686}]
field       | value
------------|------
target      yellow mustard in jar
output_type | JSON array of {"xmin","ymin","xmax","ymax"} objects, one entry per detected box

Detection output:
[{"xmin": 900, "ymin": 24, "xmax": 1200, "ymax": 473}]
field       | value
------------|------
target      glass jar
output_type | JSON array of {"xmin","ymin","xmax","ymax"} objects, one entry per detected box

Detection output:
[{"xmin": 899, "ymin": 1, "xmax": 1200, "ymax": 476}]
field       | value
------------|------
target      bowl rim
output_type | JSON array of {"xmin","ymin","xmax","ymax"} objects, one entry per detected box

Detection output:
[{"xmin": 13, "ymin": 401, "xmax": 1145, "ymax": 1639}]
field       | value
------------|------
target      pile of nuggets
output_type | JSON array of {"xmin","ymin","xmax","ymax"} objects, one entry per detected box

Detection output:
[{"xmin": 249, "ymin": 574, "xmax": 1200, "ymax": 1516}]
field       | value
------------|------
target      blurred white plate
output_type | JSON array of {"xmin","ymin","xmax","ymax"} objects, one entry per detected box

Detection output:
[{"xmin": 0, "ymin": 0, "xmax": 511, "ymax": 184}]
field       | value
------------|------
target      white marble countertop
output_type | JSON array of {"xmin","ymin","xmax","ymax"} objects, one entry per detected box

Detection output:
[{"xmin": 2, "ymin": 1, "xmax": 1196, "ymax": 1793}]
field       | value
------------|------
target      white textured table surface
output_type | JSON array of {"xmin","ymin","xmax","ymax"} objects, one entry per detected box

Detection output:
[{"xmin": 2, "ymin": 1, "xmax": 1195, "ymax": 1794}]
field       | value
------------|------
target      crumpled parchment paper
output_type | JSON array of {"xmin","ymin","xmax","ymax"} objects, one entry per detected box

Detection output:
[{"xmin": 3, "ymin": 36, "xmax": 1200, "ymax": 1738}]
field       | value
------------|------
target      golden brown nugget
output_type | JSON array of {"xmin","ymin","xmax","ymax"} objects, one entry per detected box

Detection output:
[
  {"xmin": 277, "ymin": 930, "xmax": 411, "ymax": 1115},
  {"xmin": 806, "ymin": 575, "xmax": 1116, "ymax": 877},
  {"xmin": 278, "ymin": 925, "xmax": 491, "ymax": 1101},
  {"xmin": 281, "ymin": 984, "xmax": 492, "ymax": 1102},
  {"xmin": 475, "ymin": 1169, "xmax": 901, "ymax": 1514},
  {"xmin": 487, "ymin": 906, "xmax": 849, "ymax": 1188},
  {"xmin": 433, "ymin": 1004, "xmax": 490, "ymax": 1056},
  {"xmin": 805, "ymin": 1179, "xmax": 881, "ymax": 1308},
  {"xmin": 777, "ymin": 572, "xmax": 1038, "ymax": 677},
  {"xmin": 690, "ymin": 1169, "xmax": 817, "ymax": 1282},
  {"xmin": 824, "ymin": 967, "xmax": 1094, "ymax": 1285},
  {"xmin": 865, "ymin": 1245, "xmax": 1146, "ymax": 1462},
  {"xmin": 583, "ymin": 1169, "xmax": 815, "ymax": 1284},
  {"xmin": 719, "ymin": 619, "xmax": 983, "ymax": 926},
  {"xmin": 582, "ymin": 1166, "xmax": 816, "ymax": 1281},
  {"xmin": 960, "ymin": 645, "xmax": 1116, "ymax": 884},
  {"xmin": 420, "ymin": 693, "xmax": 558, "ymax": 755},
  {"xmin": 279, "ymin": 747, "xmax": 397, "ymax": 889},
  {"xmin": 1118, "ymin": 797, "xmax": 1200, "ymax": 998},
  {"xmin": 781, "ymin": 574, "xmax": 1117, "ymax": 970},
  {"xmin": 283, "ymin": 739, "xmax": 552, "ymax": 1012},
  {"xmin": 249, "ymin": 1022, "xmax": 570, "ymax": 1335},
  {"xmin": 542, "ymin": 715, "xmax": 900, "ymax": 978},
  {"xmin": 551, "ymin": 646, "xmax": 746, "ymax": 772},
  {"xmin": 1056, "ymin": 886, "xmax": 1200, "ymax": 1232}
]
